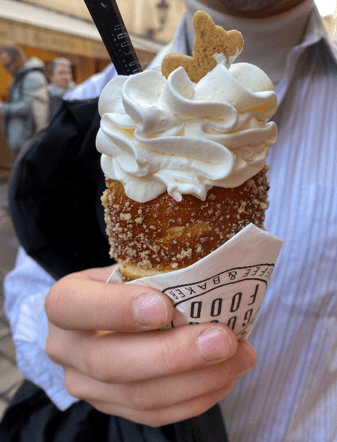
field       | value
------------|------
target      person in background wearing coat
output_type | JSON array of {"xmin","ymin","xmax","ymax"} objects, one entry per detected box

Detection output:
[
  {"xmin": 31, "ymin": 58, "xmax": 74, "ymax": 132},
  {"xmin": 0, "ymin": 45, "xmax": 47, "ymax": 159}
]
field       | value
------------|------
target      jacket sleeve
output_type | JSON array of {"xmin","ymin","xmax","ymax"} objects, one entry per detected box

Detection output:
[
  {"xmin": 0, "ymin": 72, "xmax": 46, "ymax": 118},
  {"xmin": 9, "ymin": 98, "xmax": 111, "ymax": 281},
  {"xmin": 3, "ymin": 247, "xmax": 78, "ymax": 410},
  {"xmin": 5, "ymin": 98, "xmax": 111, "ymax": 408}
]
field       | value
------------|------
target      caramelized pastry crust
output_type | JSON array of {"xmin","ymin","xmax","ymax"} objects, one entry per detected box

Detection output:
[{"xmin": 102, "ymin": 166, "xmax": 269, "ymax": 281}]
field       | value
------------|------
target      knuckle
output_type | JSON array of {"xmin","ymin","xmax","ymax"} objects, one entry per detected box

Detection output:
[
  {"xmin": 85, "ymin": 352, "xmax": 105, "ymax": 382},
  {"xmin": 157, "ymin": 336, "xmax": 177, "ymax": 375},
  {"xmin": 210, "ymin": 381, "xmax": 235, "ymax": 402},
  {"xmin": 64, "ymin": 370, "xmax": 84, "ymax": 399},
  {"xmin": 84, "ymin": 344, "xmax": 114, "ymax": 383},
  {"xmin": 199, "ymin": 395, "xmax": 220, "ymax": 416},
  {"xmin": 128, "ymin": 384, "xmax": 156, "ymax": 412}
]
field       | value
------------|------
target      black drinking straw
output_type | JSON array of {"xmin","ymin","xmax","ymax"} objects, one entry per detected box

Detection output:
[{"xmin": 84, "ymin": 0, "xmax": 143, "ymax": 76}]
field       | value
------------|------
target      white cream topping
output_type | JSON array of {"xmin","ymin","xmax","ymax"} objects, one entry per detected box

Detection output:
[{"xmin": 97, "ymin": 58, "xmax": 277, "ymax": 203}]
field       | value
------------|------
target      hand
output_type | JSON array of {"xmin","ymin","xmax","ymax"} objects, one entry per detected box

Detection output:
[{"xmin": 45, "ymin": 265, "xmax": 256, "ymax": 427}]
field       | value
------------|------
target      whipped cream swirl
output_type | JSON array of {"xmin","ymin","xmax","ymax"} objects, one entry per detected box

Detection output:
[{"xmin": 97, "ymin": 58, "xmax": 277, "ymax": 203}]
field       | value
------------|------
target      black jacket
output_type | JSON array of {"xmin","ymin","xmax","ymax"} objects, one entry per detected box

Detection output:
[{"xmin": 4, "ymin": 98, "xmax": 228, "ymax": 442}]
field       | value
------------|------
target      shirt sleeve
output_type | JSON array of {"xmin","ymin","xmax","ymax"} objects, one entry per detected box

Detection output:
[
  {"xmin": 64, "ymin": 64, "xmax": 117, "ymax": 100},
  {"xmin": 3, "ymin": 247, "xmax": 78, "ymax": 410}
]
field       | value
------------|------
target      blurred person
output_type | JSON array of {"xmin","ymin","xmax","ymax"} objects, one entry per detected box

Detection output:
[
  {"xmin": 0, "ymin": 46, "xmax": 47, "ymax": 159},
  {"xmin": 1, "ymin": 0, "xmax": 337, "ymax": 441},
  {"xmin": 31, "ymin": 58, "xmax": 75, "ymax": 132}
]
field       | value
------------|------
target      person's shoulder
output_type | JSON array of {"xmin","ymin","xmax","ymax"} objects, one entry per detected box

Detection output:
[
  {"xmin": 58, "ymin": 97, "xmax": 100, "ymax": 134},
  {"xmin": 27, "ymin": 70, "xmax": 47, "ymax": 86},
  {"xmin": 23, "ymin": 58, "xmax": 48, "ymax": 86}
]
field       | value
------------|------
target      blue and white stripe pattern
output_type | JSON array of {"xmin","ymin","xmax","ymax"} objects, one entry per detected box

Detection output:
[{"xmin": 221, "ymin": 10, "xmax": 337, "ymax": 442}]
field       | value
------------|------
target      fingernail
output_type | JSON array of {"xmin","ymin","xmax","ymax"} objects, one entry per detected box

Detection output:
[
  {"xmin": 197, "ymin": 328, "xmax": 229, "ymax": 361},
  {"xmin": 134, "ymin": 295, "xmax": 167, "ymax": 326}
]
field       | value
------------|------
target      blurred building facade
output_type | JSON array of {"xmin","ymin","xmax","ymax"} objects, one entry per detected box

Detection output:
[
  {"xmin": 18, "ymin": 0, "xmax": 186, "ymax": 44},
  {"xmin": 0, "ymin": 0, "xmax": 178, "ymax": 98},
  {"xmin": 0, "ymin": 0, "xmax": 184, "ymax": 180}
]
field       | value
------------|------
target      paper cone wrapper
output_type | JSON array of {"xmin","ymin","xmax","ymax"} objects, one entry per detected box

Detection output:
[{"xmin": 108, "ymin": 224, "xmax": 283, "ymax": 340}]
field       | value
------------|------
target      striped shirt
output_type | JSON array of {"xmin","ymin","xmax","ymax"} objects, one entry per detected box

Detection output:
[
  {"xmin": 219, "ymin": 6, "xmax": 337, "ymax": 442},
  {"xmin": 4, "ymin": 4, "xmax": 337, "ymax": 442}
]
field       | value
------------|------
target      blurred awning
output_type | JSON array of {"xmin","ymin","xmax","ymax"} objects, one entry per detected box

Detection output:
[{"xmin": 0, "ymin": 0, "xmax": 166, "ymax": 58}]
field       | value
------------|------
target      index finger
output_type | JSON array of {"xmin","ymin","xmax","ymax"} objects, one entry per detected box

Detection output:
[{"xmin": 45, "ymin": 267, "xmax": 174, "ymax": 332}]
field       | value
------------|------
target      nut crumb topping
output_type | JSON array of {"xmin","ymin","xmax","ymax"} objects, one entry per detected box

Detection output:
[{"xmin": 101, "ymin": 166, "xmax": 270, "ymax": 279}]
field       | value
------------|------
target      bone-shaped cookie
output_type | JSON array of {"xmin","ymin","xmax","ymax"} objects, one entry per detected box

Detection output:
[{"xmin": 161, "ymin": 11, "xmax": 244, "ymax": 83}]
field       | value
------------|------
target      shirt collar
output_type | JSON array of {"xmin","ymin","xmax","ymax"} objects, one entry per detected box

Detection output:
[
  {"xmin": 300, "ymin": 3, "xmax": 337, "ymax": 56},
  {"xmin": 289, "ymin": 3, "xmax": 337, "ymax": 65},
  {"xmin": 172, "ymin": 2, "xmax": 337, "ymax": 71},
  {"xmin": 185, "ymin": 0, "xmax": 316, "ymax": 84},
  {"xmin": 154, "ymin": 1, "xmax": 337, "ymax": 107},
  {"xmin": 275, "ymin": 4, "xmax": 337, "ymax": 102}
]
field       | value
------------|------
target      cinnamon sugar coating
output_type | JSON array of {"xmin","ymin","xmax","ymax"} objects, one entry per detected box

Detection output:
[{"xmin": 101, "ymin": 166, "xmax": 269, "ymax": 280}]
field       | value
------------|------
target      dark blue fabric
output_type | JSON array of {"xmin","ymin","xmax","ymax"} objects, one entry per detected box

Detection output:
[
  {"xmin": 0, "ymin": 381, "xmax": 177, "ymax": 442},
  {"xmin": 8, "ymin": 98, "xmax": 112, "ymax": 281},
  {"xmin": 0, "ymin": 381, "xmax": 228, "ymax": 442}
]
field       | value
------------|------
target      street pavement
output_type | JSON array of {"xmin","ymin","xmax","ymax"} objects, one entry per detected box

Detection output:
[{"xmin": 0, "ymin": 182, "xmax": 24, "ymax": 420}]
